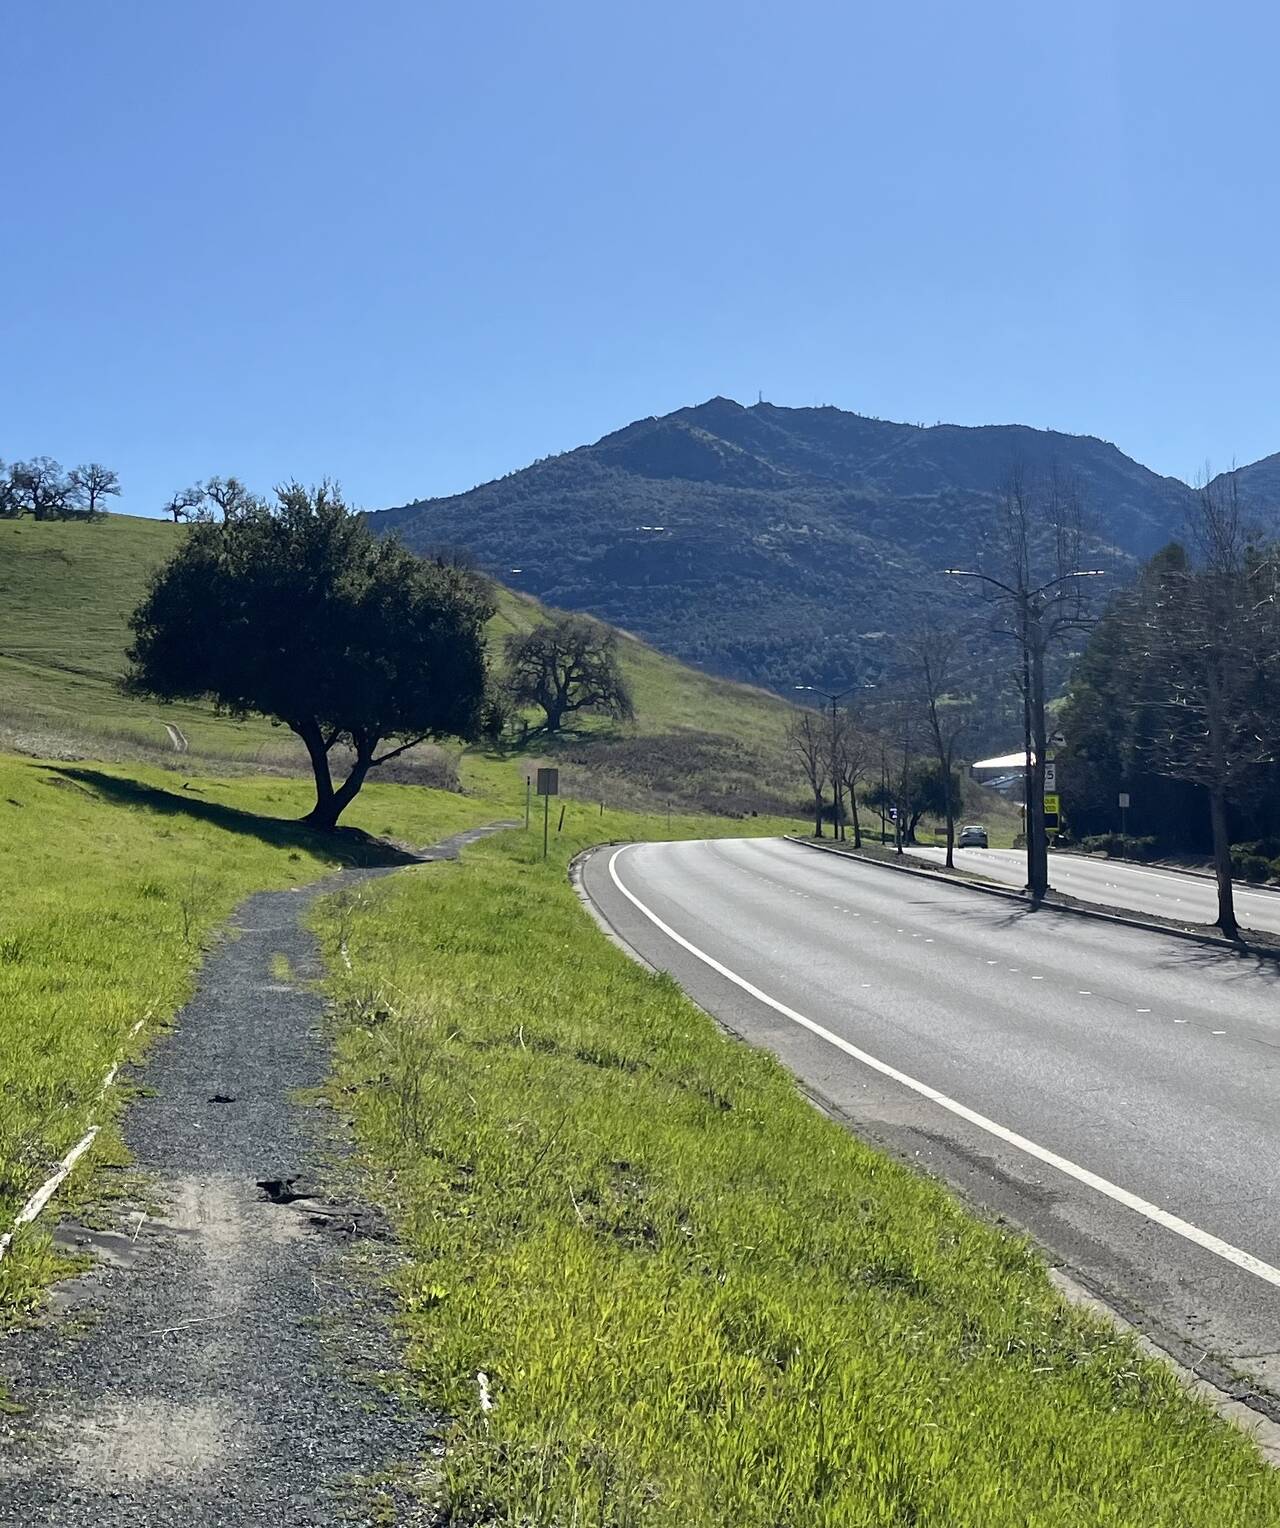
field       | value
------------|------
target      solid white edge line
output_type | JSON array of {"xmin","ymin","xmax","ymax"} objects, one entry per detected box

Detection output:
[
  {"xmin": 606, "ymin": 844, "xmax": 1280, "ymax": 1293},
  {"xmin": 0, "ymin": 1017, "xmax": 147, "ymax": 1264}
]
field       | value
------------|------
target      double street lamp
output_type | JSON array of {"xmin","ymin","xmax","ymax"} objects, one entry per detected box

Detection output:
[{"xmin": 943, "ymin": 567, "xmax": 1104, "ymax": 899}]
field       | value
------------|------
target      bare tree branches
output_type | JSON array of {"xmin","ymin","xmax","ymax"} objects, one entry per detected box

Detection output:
[{"xmin": 785, "ymin": 709, "xmax": 829, "ymax": 837}]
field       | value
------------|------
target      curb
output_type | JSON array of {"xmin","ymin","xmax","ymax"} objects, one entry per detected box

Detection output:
[{"xmin": 783, "ymin": 836, "xmax": 1271, "ymax": 958}]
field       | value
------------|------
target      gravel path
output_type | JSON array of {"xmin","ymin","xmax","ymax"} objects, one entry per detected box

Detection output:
[{"xmin": 0, "ymin": 822, "xmax": 513, "ymax": 1526}]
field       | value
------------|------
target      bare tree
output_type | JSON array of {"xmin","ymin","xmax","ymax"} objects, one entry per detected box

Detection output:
[
  {"xmin": 1135, "ymin": 477, "xmax": 1275, "ymax": 939},
  {"xmin": 68, "ymin": 463, "xmax": 120, "ymax": 519},
  {"xmin": 786, "ymin": 708, "xmax": 828, "ymax": 836},
  {"xmin": 0, "ymin": 462, "xmax": 18, "ymax": 519},
  {"xmin": 202, "ymin": 475, "xmax": 262, "ymax": 521},
  {"xmin": 8, "ymin": 457, "xmax": 74, "ymax": 520},
  {"xmin": 832, "ymin": 708, "xmax": 873, "ymax": 849},
  {"xmin": 909, "ymin": 625, "xmax": 973, "ymax": 868},
  {"xmin": 948, "ymin": 465, "xmax": 1103, "ymax": 899},
  {"xmin": 162, "ymin": 485, "xmax": 205, "ymax": 523}
]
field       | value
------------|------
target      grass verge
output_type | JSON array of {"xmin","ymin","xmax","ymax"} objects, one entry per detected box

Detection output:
[
  {"xmin": 0, "ymin": 752, "xmax": 497, "ymax": 1316},
  {"xmin": 316, "ymin": 812, "xmax": 1280, "ymax": 1527}
]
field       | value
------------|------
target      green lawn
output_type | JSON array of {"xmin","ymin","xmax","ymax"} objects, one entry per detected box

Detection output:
[{"xmin": 313, "ymin": 812, "xmax": 1280, "ymax": 1527}]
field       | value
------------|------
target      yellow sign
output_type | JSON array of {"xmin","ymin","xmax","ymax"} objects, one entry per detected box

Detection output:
[{"xmin": 1043, "ymin": 793, "xmax": 1060, "ymax": 815}]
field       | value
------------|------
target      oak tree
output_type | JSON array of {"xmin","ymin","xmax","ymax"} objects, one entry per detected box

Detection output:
[{"xmin": 127, "ymin": 481, "xmax": 492, "ymax": 829}]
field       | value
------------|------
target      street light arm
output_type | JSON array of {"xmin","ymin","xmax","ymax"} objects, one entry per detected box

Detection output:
[
  {"xmin": 1029, "ymin": 569, "xmax": 1106, "ymax": 600},
  {"xmin": 944, "ymin": 568, "xmax": 1021, "ymax": 599}
]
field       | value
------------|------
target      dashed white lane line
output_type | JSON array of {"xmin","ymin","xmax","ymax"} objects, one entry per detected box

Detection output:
[{"xmin": 606, "ymin": 845, "xmax": 1280, "ymax": 1294}]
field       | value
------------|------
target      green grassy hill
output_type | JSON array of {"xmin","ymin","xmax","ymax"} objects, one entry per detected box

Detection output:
[{"xmin": 0, "ymin": 514, "xmax": 802, "ymax": 816}]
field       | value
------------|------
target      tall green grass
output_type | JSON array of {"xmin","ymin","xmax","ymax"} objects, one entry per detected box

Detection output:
[
  {"xmin": 316, "ymin": 814, "xmax": 1280, "ymax": 1526},
  {"xmin": 0, "ymin": 753, "xmax": 497, "ymax": 1314}
]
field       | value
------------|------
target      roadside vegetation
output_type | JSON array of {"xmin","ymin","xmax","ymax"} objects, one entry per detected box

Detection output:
[
  {"xmin": 0, "ymin": 752, "xmax": 497, "ymax": 1316},
  {"xmin": 316, "ymin": 814, "xmax": 1280, "ymax": 1526}
]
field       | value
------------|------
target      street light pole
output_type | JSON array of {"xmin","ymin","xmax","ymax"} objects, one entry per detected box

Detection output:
[{"xmin": 944, "ymin": 568, "xmax": 1103, "ymax": 902}]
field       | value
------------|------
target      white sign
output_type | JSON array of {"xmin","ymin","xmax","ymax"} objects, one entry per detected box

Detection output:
[
  {"xmin": 1118, "ymin": 791, "xmax": 1131, "ymax": 809},
  {"xmin": 1044, "ymin": 762, "xmax": 1057, "ymax": 791}
]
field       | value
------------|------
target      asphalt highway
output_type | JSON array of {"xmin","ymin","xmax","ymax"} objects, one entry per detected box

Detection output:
[
  {"xmin": 581, "ymin": 834, "xmax": 1280, "ymax": 1416},
  {"xmin": 912, "ymin": 844, "xmax": 1280, "ymax": 936}
]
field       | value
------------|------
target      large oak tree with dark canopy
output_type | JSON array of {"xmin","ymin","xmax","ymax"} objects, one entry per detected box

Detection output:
[
  {"xmin": 504, "ymin": 614, "xmax": 634, "ymax": 733},
  {"xmin": 126, "ymin": 482, "xmax": 493, "ymax": 829}
]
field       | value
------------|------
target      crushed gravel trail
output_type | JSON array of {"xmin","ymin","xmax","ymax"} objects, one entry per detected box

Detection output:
[{"xmin": 0, "ymin": 822, "xmax": 512, "ymax": 1526}]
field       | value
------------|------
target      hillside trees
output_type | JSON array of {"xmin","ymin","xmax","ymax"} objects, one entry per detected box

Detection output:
[
  {"xmin": 0, "ymin": 457, "xmax": 118, "ymax": 520},
  {"xmin": 505, "ymin": 615, "xmax": 634, "ymax": 733},
  {"xmin": 127, "ymin": 482, "xmax": 492, "ymax": 829},
  {"xmin": 161, "ymin": 475, "xmax": 265, "ymax": 523}
]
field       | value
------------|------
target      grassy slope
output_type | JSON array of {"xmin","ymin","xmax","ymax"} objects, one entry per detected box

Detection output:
[
  {"xmin": 314, "ymin": 819, "xmax": 1280, "ymax": 1527},
  {"xmin": 0, "ymin": 515, "xmax": 801, "ymax": 811}
]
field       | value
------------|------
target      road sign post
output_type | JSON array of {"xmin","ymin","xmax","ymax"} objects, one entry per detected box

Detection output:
[
  {"xmin": 1119, "ymin": 790, "xmax": 1130, "ymax": 842},
  {"xmin": 536, "ymin": 768, "xmax": 559, "ymax": 859}
]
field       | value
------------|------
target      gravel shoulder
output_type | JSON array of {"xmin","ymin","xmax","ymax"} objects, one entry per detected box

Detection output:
[{"xmin": 0, "ymin": 822, "xmax": 512, "ymax": 1527}]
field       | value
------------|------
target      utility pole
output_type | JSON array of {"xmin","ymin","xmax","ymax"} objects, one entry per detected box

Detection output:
[{"xmin": 945, "ymin": 567, "xmax": 1103, "ymax": 901}]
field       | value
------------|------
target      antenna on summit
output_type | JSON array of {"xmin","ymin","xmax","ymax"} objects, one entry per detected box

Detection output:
[{"xmin": 757, "ymin": 389, "xmax": 763, "ymax": 405}]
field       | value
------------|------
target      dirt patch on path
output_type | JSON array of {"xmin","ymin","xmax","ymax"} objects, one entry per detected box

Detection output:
[{"xmin": 0, "ymin": 822, "xmax": 514, "ymax": 1526}]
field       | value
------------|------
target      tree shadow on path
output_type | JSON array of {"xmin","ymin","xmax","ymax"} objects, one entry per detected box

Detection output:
[{"xmin": 43, "ymin": 766, "xmax": 422, "ymax": 868}]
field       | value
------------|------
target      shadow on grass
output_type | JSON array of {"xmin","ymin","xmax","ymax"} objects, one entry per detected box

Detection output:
[{"xmin": 43, "ymin": 767, "xmax": 421, "ymax": 868}]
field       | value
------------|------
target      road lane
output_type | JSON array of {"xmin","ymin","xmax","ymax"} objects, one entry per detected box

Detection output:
[
  {"xmin": 912, "ymin": 844, "xmax": 1280, "ymax": 935},
  {"xmin": 580, "ymin": 835, "xmax": 1280, "ymax": 1411}
]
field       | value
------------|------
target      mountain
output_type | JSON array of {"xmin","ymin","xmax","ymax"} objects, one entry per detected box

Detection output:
[
  {"xmin": 374, "ymin": 398, "xmax": 1193, "ymax": 707},
  {"xmin": 1220, "ymin": 452, "xmax": 1280, "ymax": 512}
]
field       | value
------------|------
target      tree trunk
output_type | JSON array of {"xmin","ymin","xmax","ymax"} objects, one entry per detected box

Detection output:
[
  {"xmin": 813, "ymin": 789, "xmax": 824, "ymax": 837},
  {"xmin": 1208, "ymin": 786, "xmax": 1240, "ymax": 940},
  {"xmin": 295, "ymin": 720, "xmax": 337, "ymax": 827},
  {"xmin": 849, "ymin": 790, "xmax": 863, "ymax": 849}
]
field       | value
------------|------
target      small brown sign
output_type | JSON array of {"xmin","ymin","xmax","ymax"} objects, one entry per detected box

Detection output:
[{"xmin": 536, "ymin": 767, "xmax": 559, "ymax": 797}]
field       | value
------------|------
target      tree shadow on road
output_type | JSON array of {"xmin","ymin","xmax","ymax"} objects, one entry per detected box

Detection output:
[
  {"xmin": 43, "ymin": 766, "xmax": 422, "ymax": 868},
  {"xmin": 930, "ymin": 893, "xmax": 1280, "ymax": 985}
]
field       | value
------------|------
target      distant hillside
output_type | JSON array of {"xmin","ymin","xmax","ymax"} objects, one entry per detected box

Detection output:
[
  {"xmin": 1218, "ymin": 453, "xmax": 1280, "ymax": 513},
  {"xmin": 0, "ymin": 515, "xmax": 802, "ymax": 817},
  {"xmin": 375, "ymin": 398, "xmax": 1192, "ymax": 709}
]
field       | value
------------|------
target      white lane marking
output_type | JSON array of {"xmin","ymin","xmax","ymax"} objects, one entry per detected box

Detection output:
[{"xmin": 606, "ymin": 846, "xmax": 1280, "ymax": 1294}]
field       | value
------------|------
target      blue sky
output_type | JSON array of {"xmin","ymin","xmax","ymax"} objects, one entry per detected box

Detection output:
[{"xmin": 3, "ymin": 1, "xmax": 1277, "ymax": 517}]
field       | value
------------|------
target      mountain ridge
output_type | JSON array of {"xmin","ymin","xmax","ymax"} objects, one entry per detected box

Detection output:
[{"xmin": 371, "ymin": 397, "xmax": 1262, "ymax": 712}]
